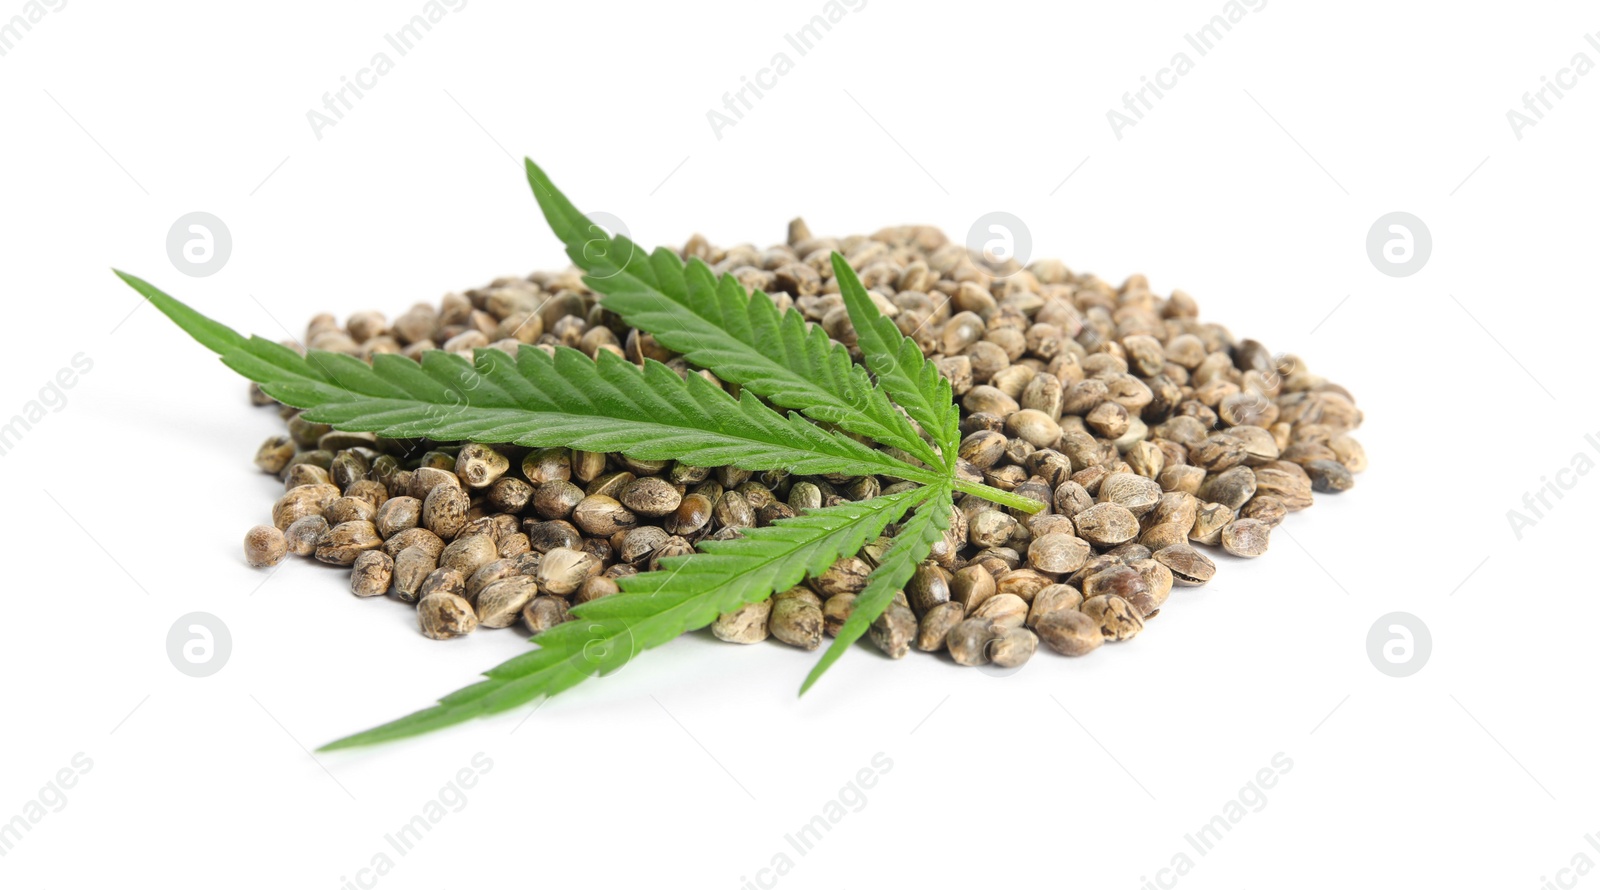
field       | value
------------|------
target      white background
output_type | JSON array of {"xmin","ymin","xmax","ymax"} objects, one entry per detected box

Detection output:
[{"xmin": 1, "ymin": 1, "xmax": 1594, "ymax": 887}]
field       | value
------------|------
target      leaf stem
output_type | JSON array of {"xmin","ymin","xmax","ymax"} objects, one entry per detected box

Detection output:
[{"xmin": 952, "ymin": 479, "xmax": 1046, "ymax": 513}]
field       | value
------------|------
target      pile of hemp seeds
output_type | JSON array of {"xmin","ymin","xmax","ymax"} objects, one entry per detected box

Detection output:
[{"xmin": 239, "ymin": 219, "xmax": 1364, "ymax": 669}]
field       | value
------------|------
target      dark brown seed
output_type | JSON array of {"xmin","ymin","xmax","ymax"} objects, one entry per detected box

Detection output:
[
  {"xmin": 521, "ymin": 596, "xmax": 571, "ymax": 634},
  {"xmin": 1305, "ymin": 459, "xmax": 1355, "ymax": 493}
]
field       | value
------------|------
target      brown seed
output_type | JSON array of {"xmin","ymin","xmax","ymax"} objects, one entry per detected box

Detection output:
[
  {"xmin": 350, "ymin": 550, "xmax": 394, "ymax": 597},
  {"xmin": 618, "ymin": 477, "xmax": 682, "ymax": 518},
  {"xmin": 902, "ymin": 563, "xmax": 951, "ymax": 614},
  {"xmin": 1072, "ymin": 503, "xmax": 1140, "ymax": 547},
  {"xmin": 1082, "ymin": 565, "xmax": 1157, "ymax": 617},
  {"xmin": 438, "ymin": 534, "xmax": 498, "ymax": 578},
  {"xmin": 987, "ymin": 627, "xmax": 1039, "ymax": 668},
  {"xmin": 996, "ymin": 568, "xmax": 1052, "ymax": 603},
  {"xmin": 1085, "ymin": 401, "xmax": 1129, "ymax": 438},
  {"xmin": 315, "ymin": 520, "xmax": 382, "ymax": 565},
  {"xmin": 619, "ymin": 526, "xmax": 672, "ymax": 564},
  {"xmin": 868, "ymin": 602, "xmax": 918, "ymax": 659},
  {"xmin": 1328, "ymin": 434, "xmax": 1367, "ymax": 473},
  {"xmin": 1188, "ymin": 502, "xmax": 1232, "ymax": 546},
  {"xmin": 535, "ymin": 547, "xmax": 600, "ymax": 595},
  {"xmin": 1006, "ymin": 409, "xmax": 1062, "ymax": 449},
  {"xmin": 243, "ymin": 525, "xmax": 287, "ymax": 568},
  {"xmin": 1027, "ymin": 533, "xmax": 1091, "ymax": 574},
  {"xmin": 1036, "ymin": 610, "xmax": 1103, "ymax": 656},
  {"xmin": 521, "ymin": 596, "xmax": 571, "ymax": 634},
  {"xmin": 465, "ymin": 557, "xmax": 524, "ymax": 602},
  {"xmin": 272, "ymin": 483, "xmax": 340, "ymax": 530},
  {"xmin": 1129, "ymin": 558, "xmax": 1174, "ymax": 613},
  {"xmin": 1027, "ymin": 584, "xmax": 1084, "ymax": 628},
  {"xmin": 419, "ymin": 566, "xmax": 466, "ymax": 601},
  {"xmin": 382, "ymin": 526, "xmax": 446, "ymax": 561},
  {"xmin": 1240, "ymin": 495, "xmax": 1288, "ymax": 528},
  {"xmin": 947, "ymin": 618, "xmax": 999, "ymax": 666},
  {"xmin": 418, "ymin": 593, "xmax": 477, "ymax": 640},
  {"xmin": 523, "ymin": 519, "xmax": 582, "ymax": 553},
  {"xmin": 1154, "ymin": 544, "xmax": 1217, "ymax": 586},
  {"xmin": 713, "ymin": 491, "xmax": 755, "ymax": 530},
  {"xmin": 665, "ymin": 492, "xmax": 713, "ymax": 537},
  {"xmin": 573, "ymin": 575, "xmax": 620, "ymax": 605},
  {"xmin": 959, "ymin": 431, "xmax": 1008, "ymax": 469},
  {"xmin": 476, "ymin": 576, "xmax": 539, "ymax": 628},
  {"xmin": 1305, "ymin": 459, "xmax": 1355, "ymax": 493},
  {"xmin": 408, "ymin": 466, "xmax": 461, "ymax": 502},
  {"xmin": 254, "ymin": 436, "xmax": 295, "ymax": 474},
  {"xmin": 648, "ymin": 535, "xmax": 695, "ymax": 572},
  {"xmin": 806, "ymin": 556, "xmax": 870, "ymax": 599},
  {"xmin": 283, "ymin": 515, "xmax": 329, "ymax": 557},
  {"xmin": 373, "ymin": 496, "xmax": 421, "ymax": 538},
  {"xmin": 571, "ymin": 494, "xmax": 636, "ymax": 536},
  {"xmin": 951, "ymin": 564, "xmax": 997, "ymax": 613},
  {"xmin": 916, "ymin": 602, "xmax": 966, "ymax": 652},
  {"xmin": 1098, "ymin": 473, "xmax": 1162, "ymax": 516},
  {"xmin": 1221, "ymin": 518, "xmax": 1271, "ymax": 558},
  {"xmin": 770, "ymin": 588, "xmax": 824, "ymax": 650},
  {"xmin": 323, "ymin": 495, "xmax": 375, "ymax": 526},
  {"xmin": 971, "ymin": 593, "xmax": 1029, "ymax": 630},
  {"xmin": 822, "ymin": 593, "xmax": 856, "ymax": 636},
  {"xmin": 969, "ymin": 509, "xmax": 1018, "ymax": 548},
  {"xmin": 1252, "ymin": 464, "xmax": 1314, "ymax": 511},
  {"xmin": 487, "ymin": 477, "xmax": 534, "ymax": 514},
  {"xmin": 712, "ymin": 600, "xmax": 772, "ymax": 644},
  {"xmin": 421, "ymin": 485, "xmax": 470, "ymax": 540},
  {"xmin": 1198, "ymin": 466, "xmax": 1258, "ymax": 511},
  {"xmin": 392, "ymin": 546, "xmax": 438, "ymax": 603},
  {"xmin": 1081, "ymin": 594, "xmax": 1144, "ymax": 641}
]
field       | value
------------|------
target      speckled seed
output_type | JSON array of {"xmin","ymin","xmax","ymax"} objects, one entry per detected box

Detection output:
[
  {"xmin": 350, "ymin": 550, "xmax": 394, "ymax": 597},
  {"xmin": 812, "ymin": 557, "xmax": 873, "ymax": 598},
  {"xmin": 770, "ymin": 588, "xmax": 824, "ymax": 650},
  {"xmin": 243, "ymin": 525, "xmax": 287, "ymax": 568},
  {"xmin": 713, "ymin": 491, "xmax": 754, "ymax": 530},
  {"xmin": 1154, "ymin": 544, "xmax": 1217, "ymax": 586},
  {"xmin": 573, "ymin": 575, "xmax": 619, "ymax": 605},
  {"xmin": 1188, "ymin": 502, "xmax": 1232, "ymax": 546},
  {"xmin": 712, "ymin": 600, "xmax": 772, "ymax": 644},
  {"xmin": 283, "ymin": 515, "xmax": 329, "ymax": 557},
  {"xmin": 521, "ymin": 596, "xmax": 571, "ymax": 634},
  {"xmin": 383, "ymin": 526, "xmax": 446, "ymax": 561},
  {"xmin": 535, "ymin": 547, "xmax": 601, "ymax": 596},
  {"xmin": 418, "ymin": 567, "xmax": 466, "ymax": 601},
  {"xmin": 1240, "ymin": 495, "xmax": 1288, "ymax": 528},
  {"xmin": 315, "ymin": 520, "xmax": 382, "ymax": 565},
  {"xmin": 324, "ymin": 496, "xmax": 376, "ymax": 526},
  {"xmin": 272, "ymin": 483, "xmax": 340, "ymax": 530},
  {"xmin": 916, "ymin": 602, "xmax": 966, "ymax": 652},
  {"xmin": 255, "ymin": 436, "xmax": 296, "ymax": 474},
  {"xmin": 1006, "ymin": 409, "xmax": 1062, "ymax": 449},
  {"xmin": 572, "ymin": 495, "xmax": 636, "ymax": 536},
  {"xmin": 1027, "ymin": 533, "xmax": 1091, "ymax": 574},
  {"xmin": 1036, "ymin": 610, "xmax": 1104, "ymax": 656},
  {"xmin": 418, "ymin": 593, "xmax": 477, "ymax": 640},
  {"xmin": 969, "ymin": 510, "xmax": 1018, "ymax": 548},
  {"xmin": 1083, "ymin": 565, "xmax": 1157, "ymax": 617},
  {"xmin": 1129, "ymin": 559, "xmax": 1174, "ymax": 612},
  {"xmin": 531, "ymin": 481, "xmax": 584, "ymax": 519},
  {"xmin": 1305, "ymin": 459, "xmax": 1354, "ymax": 493},
  {"xmin": 902, "ymin": 563, "xmax": 951, "ymax": 614},
  {"xmin": 971, "ymin": 593, "xmax": 1029, "ymax": 630},
  {"xmin": 392, "ymin": 547, "xmax": 437, "ymax": 603},
  {"xmin": 619, "ymin": 477, "xmax": 682, "ymax": 518},
  {"xmin": 438, "ymin": 534, "xmax": 499, "ymax": 578},
  {"xmin": 476, "ymin": 576, "xmax": 539, "ymax": 628},
  {"xmin": 465, "ymin": 557, "xmax": 523, "ymax": 601},
  {"xmin": 373, "ymin": 496, "xmax": 421, "ymax": 538},
  {"xmin": 1221, "ymin": 518, "xmax": 1271, "ymax": 557},
  {"xmin": 421, "ymin": 485, "xmax": 470, "ymax": 540},
  {"xmin": 947, "ymin": 618, "xmax": 998, "ymax": 666},
  {"xmin": 987, "ymin": 627, "xmax": 1039, "ymax": 668},
  {"xmin": 1198, "ymin": 466, "xmax": 1258, "ymax": 511},
  {"xmin": 822, "ymin": 593, "xmax": 856, "ymax": 636},
  {"xmin": 1081, "ymin": 594, "xmax": 1144, "ymax": 641},
  {"xmin": 868, "ymin": 602, "xmax": 918, "ymax": 659},
  {"xmin": 1098, "ymin": 473, "xmax": 1163, "ymax": 515},
  {"xmin": 1027, "ymin": 584, "xmax": 1084, "ymax": 628},
  {"xmin": 455, "ymin": 443, "xmax": 510, "ymax": 489},
  {"xmin": 1072, "ymin": 503, "xmax": 1140, "ymax": 547}
]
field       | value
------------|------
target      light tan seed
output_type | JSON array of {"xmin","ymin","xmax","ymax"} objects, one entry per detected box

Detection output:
[{"xmin": 712, "ymin": 600, "xmax": 772, "ymax": 644}]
